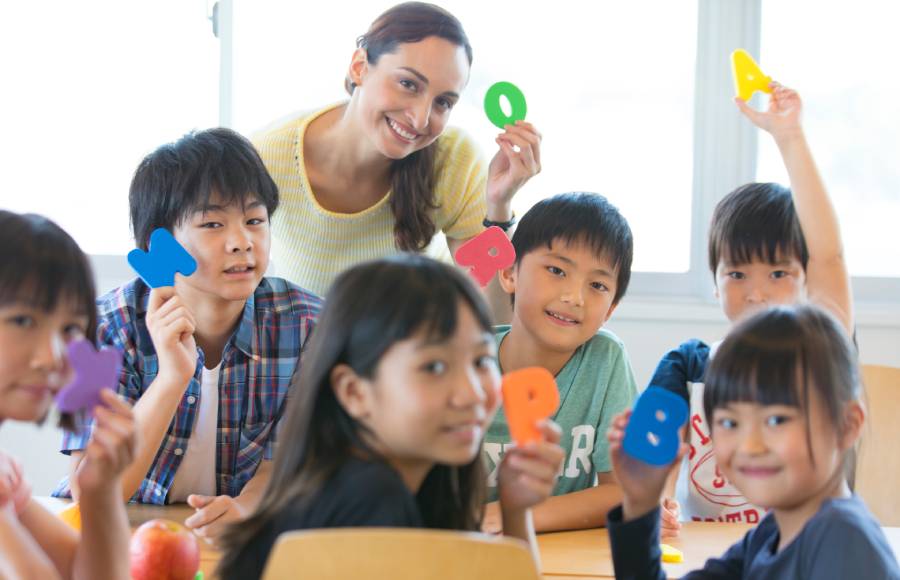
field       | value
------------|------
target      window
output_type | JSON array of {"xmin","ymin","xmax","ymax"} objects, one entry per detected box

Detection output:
[
  {"xmin": 758, "ymin": 0, "xmax": 900, "ymax": 278},
  {"xmin": 231, "ymin": 1, "xmax": 698, "ymax": 273},
  {"xmin": 2, "ymin": 1, "xmax": 896, "ymax": 307},
  {"xmin": 0, "ymin": 1, "xmax": 219, "ymax": 256}
]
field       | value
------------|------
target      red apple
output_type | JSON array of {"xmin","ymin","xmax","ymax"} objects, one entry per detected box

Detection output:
[{"xmin": 130, "ymin": 519, "xmax": 200, "ymax": 580}]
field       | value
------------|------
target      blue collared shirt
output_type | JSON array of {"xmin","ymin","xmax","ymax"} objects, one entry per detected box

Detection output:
[{"xmin": 53, "ymin": 276, "xmax": 322, "ymax": 504}]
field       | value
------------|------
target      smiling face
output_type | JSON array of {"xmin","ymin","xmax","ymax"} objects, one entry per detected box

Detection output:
[
  {"xmin": 710, "ymin": 394, "xmax": 853, "ymax": 512},
  {"xmin": 499, "ymin": 239, "xmax": 619, "ymax": 355},
  {"xmin": 348, "ymin": 36, "xmax": 469, "ymax": 160},
  {"xmin": 345, "ymin": 300, "xmax": 500, "ymax": 483},
  {"xmin": 0, "ymin": 300, "xmax": 87, "ymax": 423},
  {"xmin": 714, "ymin": 253, "xmax": 807, "ymax": 323},
  {"xmin": 172, "ymin": 194, "xmax": 271, "ymax": 304}
]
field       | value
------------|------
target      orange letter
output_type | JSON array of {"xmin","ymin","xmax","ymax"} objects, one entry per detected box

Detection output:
[{"xmin": 502, "ymin": 367, "xmax": 559, "ymax": 445}]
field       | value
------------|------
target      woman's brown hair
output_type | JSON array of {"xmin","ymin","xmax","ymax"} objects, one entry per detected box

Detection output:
[{"xmin": 345, "ymin": 2, "xmax": 473, "ymax": 251}]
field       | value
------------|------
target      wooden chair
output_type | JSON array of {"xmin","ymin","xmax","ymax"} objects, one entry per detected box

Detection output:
[
  {"xmin": 856, "ymin": 365, "xmax": 900, "ymax": 526},
  {"xmin": 261, "ymin": 528, "xmax": 540, "ymax": 580}
]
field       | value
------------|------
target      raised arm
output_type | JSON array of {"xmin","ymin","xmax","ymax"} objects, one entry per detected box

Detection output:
[{"xmin": 735, "ymin": 83, "xmax": 853, "ymax": 333}]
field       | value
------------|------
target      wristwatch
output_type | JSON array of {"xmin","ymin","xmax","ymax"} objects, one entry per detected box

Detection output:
[{"xmin": 482, "ymin": 214, "xmax": 517, "ymax": 232}]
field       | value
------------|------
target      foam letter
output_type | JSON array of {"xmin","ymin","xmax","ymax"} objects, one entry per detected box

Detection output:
[
  {"xmin": 731, "ymin": 48, "xmax": 773, "ymax": 101},
  {"xmin": 55, "ymin": 339, "xmax": 123, "ymax": 417},
  {"xmin": 623, "ymin": 386, "xmax": 689, "ymax": 466},
  {"xmin": 127, "ymin": 228, "xmax": 197, "ymax": 288},
  {"xmin": 484, "ymin": 81, "xmax": 528, "ymax": 129},
  {"xmin": 454, "ymin": 226, "xmax": 515, "ymax": 287},
  {"xmin": 502, "ymin": 367, "xmax": 559, "ymax": 445}
]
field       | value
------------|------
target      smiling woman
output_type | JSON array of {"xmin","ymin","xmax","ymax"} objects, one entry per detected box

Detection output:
[{"xmin": 252, "ymin": 2, "xmax": 542, "ymax": 298}]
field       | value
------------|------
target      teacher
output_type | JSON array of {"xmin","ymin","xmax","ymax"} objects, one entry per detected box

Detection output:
[{"xmin": 253, "ymin": 2, "xmax": 542, "ymax": 299}]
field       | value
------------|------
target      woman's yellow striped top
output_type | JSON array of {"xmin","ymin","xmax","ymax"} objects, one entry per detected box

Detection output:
[{"xmin": 253, "ymin": 103, "xmax": 488, "ymax": 297}]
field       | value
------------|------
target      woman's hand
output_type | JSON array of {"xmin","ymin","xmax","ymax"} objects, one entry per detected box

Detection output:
[
  {"xmin": 486, "ymin": 121, "xmax": 542, "ymax": 219},
  {"xmin": 497, "ymin": 420, "xmax": 564, "ymax": 512},
  {"xmin": 734, "ymin": 81, "xmax": 804, "ymax": 143},
  {"xmin": 607, "ymin": 410, "xmax": 685, "ymax": 522}
]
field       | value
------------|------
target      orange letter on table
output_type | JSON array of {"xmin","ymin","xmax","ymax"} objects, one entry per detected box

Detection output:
[
  {"xmin": 454, "ymin": 226, "xmax": 516, "ymax": 287},
  {"xmin": 502, "ymin": 367, "xmax": 559, "ymax": 445}
]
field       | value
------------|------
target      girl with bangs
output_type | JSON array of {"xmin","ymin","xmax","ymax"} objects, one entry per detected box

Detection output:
[
  {"xmin": 217, "ymin": 255, "xmax": 564, "ymax": 579},
  {"xmin": 0, "ymin": 211, "xmax": 137, "ymax": 579},
  {"xmin": 606, "ymin": 305, "xmax": 899, "ymax": 579}
]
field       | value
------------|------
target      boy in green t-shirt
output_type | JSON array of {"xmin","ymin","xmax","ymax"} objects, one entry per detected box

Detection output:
[{"xmin": 484, "ymin": 192, "xmax": 638, "ymax": 533}]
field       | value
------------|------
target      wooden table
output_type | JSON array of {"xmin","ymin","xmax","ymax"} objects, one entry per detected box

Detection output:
[
  {"xmin": 537, "ymin": 523, "xmax": 753, "ymax": 579},
  {"xmin": 539, "ymin": 524, "xmax": 900, "ymax": 579},
  {"xmin": 38, "ymin": 499, "xmax": 219, "ymax": 577},
  {"xmin": 37, "ymin": 498, "xmax": 900, "ymax": 579}
]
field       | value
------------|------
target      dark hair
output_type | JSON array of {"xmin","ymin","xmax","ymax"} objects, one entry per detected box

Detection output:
[
  {"xmin": 708, "ymin": 183, "xmax": 809, "ymax": 278},
  {"xmin": 129, "ymin": 128, "xmax": 279, "ymax": 250},
  {"xmin": 704, "ymin": 304, "xmax": 860, "ymax": 470},
  {"xmin": 511, "ymin": 192, "xmax": 634, "ymax": 305},
  {"xmin": 217, "ymin": 254, "xmax": 493, "ymax": 572},
  {"xmin": 0, "ymin": 211, "xmax": 97, "ymax": 430},
  {"xmin": 345, "ymin": 2, "xmax": 473, "ymax": 252}
]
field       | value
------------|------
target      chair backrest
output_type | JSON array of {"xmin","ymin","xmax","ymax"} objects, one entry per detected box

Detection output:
[
  {"xmin": 856, "ymin": 365, "xmax": 900, "ymax": 526},
  {"xmin": 260, "ymin": 528, "xmax": 540, "ymax": 580}
]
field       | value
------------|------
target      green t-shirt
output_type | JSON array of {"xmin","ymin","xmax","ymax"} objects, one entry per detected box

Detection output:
[{"xmin": 484, "ymin": 326, "xmax": 638, "ymax": 500}]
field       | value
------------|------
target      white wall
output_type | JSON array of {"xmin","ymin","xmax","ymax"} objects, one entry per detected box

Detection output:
[{"xmin": 3, "ymin": 299, "xmax": 898, "ymax": 495}]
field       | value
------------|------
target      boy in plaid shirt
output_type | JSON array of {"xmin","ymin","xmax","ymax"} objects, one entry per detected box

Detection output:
[{"xmin": 54, "ymin": 128, "xmax": 322, "ymax": 542}]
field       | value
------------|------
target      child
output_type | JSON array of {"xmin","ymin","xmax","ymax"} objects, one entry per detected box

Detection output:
[
  {"xmin": 483, "ymin": 192, "xmax": 638, "ymax": 533},
  {"xmin": 650, "ymin": 83, "xmax": 853, "ymax": 533},
  {"xmin": 53, "ymin": 128, "xmax": 322, "ymax": 542},
  {"xmin": 607, "ymin": 305, "xmax": 900, "ymax": 579},
  {"xmin": 216, "ymin": 255, "xmax": 564, "ymax": 579},
  {"xmin": 0, "ymin": 211, "xmax": 138, "ymax": 580}
]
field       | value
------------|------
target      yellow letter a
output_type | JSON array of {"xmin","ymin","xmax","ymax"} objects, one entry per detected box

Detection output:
[{"xmin": 731, "ymin": 49, "xmax": 773, "ymax": 101}]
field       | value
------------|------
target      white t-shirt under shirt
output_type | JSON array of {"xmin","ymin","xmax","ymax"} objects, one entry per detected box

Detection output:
[
  {"xmin": 168, "ymin": 362, "xmax": 220, "ymax": 502},
  {"xmin": 649, "ymin": 339, "xmax": 766, "ymax": 523}
]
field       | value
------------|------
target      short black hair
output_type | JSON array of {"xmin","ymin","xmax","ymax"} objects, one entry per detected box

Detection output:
[
  {"xmin": 708, "ymin": 183, "xmax": 809, "ymax": 278},
  {"xmin": 129, "ymin": 128, "xmax": 279, "ymax": 250},
  {"xmin": 511, "ymin": 192, "xmax": 633, "ymax": 305},
  {"xmin": 0, "ymin": 211, "xmax": 97, "ymax": 340}
]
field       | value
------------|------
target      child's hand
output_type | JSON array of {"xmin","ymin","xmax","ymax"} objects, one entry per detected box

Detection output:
[
  {"xmin": 486, "ymin": 121, "xmax": 542, "ymax": 211},
  {"xmin": 734, "ymin": 81, "xmax": 804, "ymax": 142},
  {"xmin": 480, "ymin": 501, "xmax": 502, "ymax": 534},
  {"xmin": 607, "ymin": 410, "xmax": 685, "ymax": 522},
  {"xmin": 146, "ymin": 287, "xmax": 198, "ymax": 388},
  {"xmin": 660, "ymin": 497, "xmax": 682, "ymax": 538},
  {"xmin": 497, "ymin": 420, "xmax": 564, "ymax": 513},
  {"xmin": 0, "ymin": 452, "xmax": 30, "ymax": 516},
  {"xmin": 75, "ymin": 389, "xmax": 139, "ymax": 494},
  {"xmin": 184, "ymin": 494, "xmax": 249, "ymax": 546}
]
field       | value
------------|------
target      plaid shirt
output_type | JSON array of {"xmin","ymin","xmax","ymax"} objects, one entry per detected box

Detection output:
[{"xmin": 53, "ymin": 276, "xmax": 321, "ymax": 504}]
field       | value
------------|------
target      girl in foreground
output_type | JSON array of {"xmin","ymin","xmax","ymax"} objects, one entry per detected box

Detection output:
[{"xmin": 219, "ymin": 255, "xmax": 563, "ymax": 578}]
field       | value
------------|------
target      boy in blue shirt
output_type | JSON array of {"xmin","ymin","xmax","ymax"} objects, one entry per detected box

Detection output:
[
  {"xmin": 483, "ymin": 192, "xmax": 638, "ymax": 532},
  {"xmin": 54, "ymin": 128, "xmax": 322, "ymax": 541}
]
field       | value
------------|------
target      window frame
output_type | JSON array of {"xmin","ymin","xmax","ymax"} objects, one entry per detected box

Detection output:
[{"xmin": 89, "ymin": 0, "xmax": 900, "ymax": 326}]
